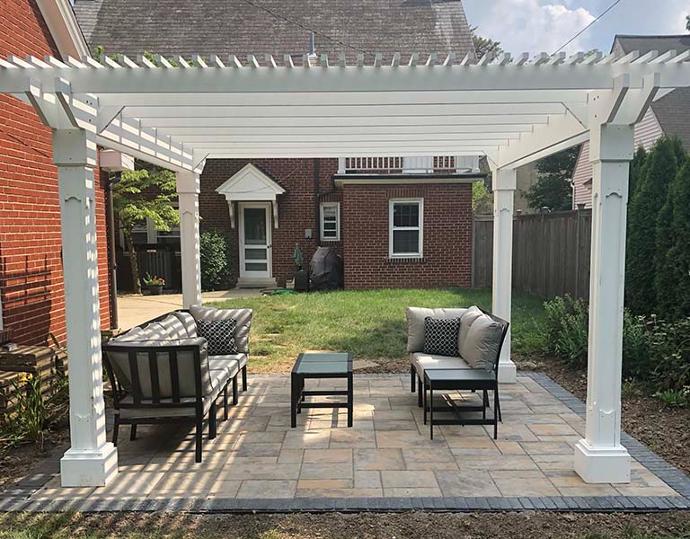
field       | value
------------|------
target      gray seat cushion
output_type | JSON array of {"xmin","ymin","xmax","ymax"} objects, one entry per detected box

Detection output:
[
  {"xmin": 411, "ymin": 352, "xmax": 469, "ymax": 380},
  {"xmin": 155, "ymin": 314, "xmax": 191, "ymax": 340},
  {"xmin": 459, "ymin": 313, "xmax": 504, "ymax": 371},
  {"xmin": 406, "ymin": 307, "xmax": 468, "ymax": 353},
  {"xmin": 190, "ymin": 306, "xmax": 253, "ymax": 353},
  {"xmin": 209, "ymin": 355, "xmax": 242, "ymax": 379},
  {"xmin": 458, "ymin": 306, "xmax": 484, "ymax": 348}
]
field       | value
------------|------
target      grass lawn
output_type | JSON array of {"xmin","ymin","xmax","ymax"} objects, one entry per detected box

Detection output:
[{"xmin": 209, "ymin": 288, "xmax": 545, "ymax": 373}]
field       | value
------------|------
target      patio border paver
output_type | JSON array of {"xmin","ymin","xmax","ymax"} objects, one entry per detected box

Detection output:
[{"xmin": 1, "ymin": 372, "xmax": 689, "ymax": 514}]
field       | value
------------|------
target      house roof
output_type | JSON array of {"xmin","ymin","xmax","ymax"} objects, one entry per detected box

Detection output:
[
  {"xmin": 613, "ymin": 34, "xmax": 690, "ymax": 150},
  {"xmin": 72, "ymin": 0, "xmax": 475, "ymax": 62}
]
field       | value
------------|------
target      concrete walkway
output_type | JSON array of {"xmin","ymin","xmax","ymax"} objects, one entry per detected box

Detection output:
[{"xmin": 116, "ymin": 289, "xmax": 262, "ymax": 329}]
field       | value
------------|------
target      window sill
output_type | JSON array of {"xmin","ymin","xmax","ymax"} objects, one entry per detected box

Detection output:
[{"xmin": 388, "ymin": 256, "xmax": 425, "ymax": 264}]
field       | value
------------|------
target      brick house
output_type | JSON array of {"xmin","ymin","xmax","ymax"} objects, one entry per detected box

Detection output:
[
  {"xmin": 73, "ymin": 0, "xmax": 482, "ymax": 290},
  {"xmin": 0, "ymin": 0, "xmax": 115, "ymax": 345},
  {"xmin": 572, "ymin": 34, "xmax": 690, "ymax": 209}
]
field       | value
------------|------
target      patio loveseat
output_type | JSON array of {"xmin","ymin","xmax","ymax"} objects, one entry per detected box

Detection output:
[
  {"xmin": 406, "ymin": 305, "xmax": 509, "ymax": 435},
  {"xmin": 102, "ymin": 306, "xmax": 253, "ymax": 462}
]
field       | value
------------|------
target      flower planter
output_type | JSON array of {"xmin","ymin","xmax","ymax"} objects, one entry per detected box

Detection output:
[{"xmin": 147, "ymin": 285, "xmax": 163, "ymax": 296}]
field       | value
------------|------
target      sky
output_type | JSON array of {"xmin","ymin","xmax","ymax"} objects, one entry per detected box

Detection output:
[{"xmin": 463, "ymin": 0, "xmax": 690, "ymax": 54}]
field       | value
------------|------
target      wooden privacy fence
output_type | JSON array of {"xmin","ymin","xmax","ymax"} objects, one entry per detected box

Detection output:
[
  {"xmin": 472, "ymin": 209, "xmax": 592, "ymax": 299},
  {"xmin": 116, "ymin": 248, "xmax": 182, "ymax": 292}
]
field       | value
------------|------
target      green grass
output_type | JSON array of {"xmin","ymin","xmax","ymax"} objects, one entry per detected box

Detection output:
[{"xmin": 209, "ymin": 288, "xmax": 546, "ymax": 373}]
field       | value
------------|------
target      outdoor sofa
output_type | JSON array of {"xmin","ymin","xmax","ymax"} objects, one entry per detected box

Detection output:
[
  {"xmin": 407, "ymin": 305, "xmax": 509, "ymax": 435},
  {"xmin": 102, "ymin": 306, "xmax": 253, "ymax": 462}
]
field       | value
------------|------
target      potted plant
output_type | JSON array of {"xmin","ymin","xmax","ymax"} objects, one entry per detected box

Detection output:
[{"xmin": 142, "ymin": 273, "xmax": 165, "ymax": 295}]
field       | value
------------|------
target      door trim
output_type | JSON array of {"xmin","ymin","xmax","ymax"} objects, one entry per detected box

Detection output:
[{"xmin": 238, "ymin": 202, "xmax": 272, "ymax": 283}]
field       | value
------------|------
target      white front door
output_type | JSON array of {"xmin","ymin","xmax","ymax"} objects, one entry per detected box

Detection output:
[{"xmin": 239, "ymin": 202, "xmax": 272, "ymax": 281}]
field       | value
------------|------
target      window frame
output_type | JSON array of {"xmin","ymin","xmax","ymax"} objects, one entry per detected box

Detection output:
[
  {"xmin": 388, "ymin": 198, "xmax": 424, "ymax": 259},
  {"xmin": 320, "ymin": 201, "xmax": 341, "ymax": 242}
]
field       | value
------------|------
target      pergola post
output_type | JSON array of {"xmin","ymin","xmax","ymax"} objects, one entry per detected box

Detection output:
[
  {"xmin": 491, "ymin": 168, "xmax": 517, "ymax": 383},
  {"xmin": 177, "ymin": 171, "xmax": 202, "ymax": 308},
  {"xmin": 55, "ymin": 129, "xmax": 118, "ymax": 487},
  {"xmin": 574, "ymin": 123, "xmax": 634, "ymax": 483}
]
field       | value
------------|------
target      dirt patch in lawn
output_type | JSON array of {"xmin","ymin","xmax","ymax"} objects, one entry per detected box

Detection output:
[
  {"xmin": 516, "ymin": 355, "xmax": 690, "ymax": 477},
  {"xmin": 1, "ymin": 510, "xmax": 689, "ymax": 538}
]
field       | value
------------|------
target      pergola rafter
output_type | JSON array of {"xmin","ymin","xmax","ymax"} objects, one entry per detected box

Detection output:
[{"xmin": 1, "ymin": 48, "xmax": 689, "ymax": 490}]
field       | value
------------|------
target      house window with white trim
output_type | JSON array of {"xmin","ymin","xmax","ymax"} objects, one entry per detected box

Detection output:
[
  {"xmin": 389, "ymin": 198, "xmax": 423, "ymax": 258},
  {"xmin": 320, "ymin": 202, "xmax": 340, "ymax": 241}
]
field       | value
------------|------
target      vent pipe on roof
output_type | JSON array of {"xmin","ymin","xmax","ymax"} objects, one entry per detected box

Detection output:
[{"xmin": 307, "ymin": 32, "xmax": 318, "ymax": 66}]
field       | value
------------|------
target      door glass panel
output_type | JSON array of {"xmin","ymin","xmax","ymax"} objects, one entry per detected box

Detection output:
[
  {"xmin": 245, "ymin": 248, "xmax": 267, "ymax": 260},
  {"xmin": 244, "ymin": 208, "xmax": 266, "ymax": 245},
  {"xmin": 245, "ymin": 262, "xmax": 268, "ymax": 271}
]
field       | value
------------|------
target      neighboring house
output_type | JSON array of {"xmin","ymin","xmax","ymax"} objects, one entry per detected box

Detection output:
[
  {"xmin": 572, "ymin": 34, "xmax": 690, "ymax": 209},
  {"xmin": 74, "ymin": 0, "xmax": 482, "ymax": 290},
  {"xmin": 0, "ymin": 0, "xmax": 115, "ymax": 344}
]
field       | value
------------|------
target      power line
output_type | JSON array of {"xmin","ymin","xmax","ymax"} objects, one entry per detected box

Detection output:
[
  {"xmin": 236, "ymin": 0, "xmax": 370, "ymax": 55},
  {"xmin": 553, "ymin": 0, "xmax": 625, "ymax": 54}
]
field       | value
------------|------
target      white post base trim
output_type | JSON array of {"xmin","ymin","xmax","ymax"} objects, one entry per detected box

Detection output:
[
  {"xmin": 497, "ymin": 359, "xmax": 517, "ymax": 384},
  {"xmin": 574, "ymin": 439, "xmax": 630, "ymax": 484},
  {"xmin": 60, "ymin": 443, "xmax": 118, "ymax": 487}
]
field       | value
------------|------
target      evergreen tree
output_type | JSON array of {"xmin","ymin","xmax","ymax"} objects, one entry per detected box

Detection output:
[
  {"xmin": 654, "ymin": 140, "xmax": 687, "ymax": 316},
  {"xmin": 628, "ymin": 146, "xmax": 647, "ymax": 200},
  {"xmin": 525, "ymin": 147, "xmax": 578, "ymax": 211},
  {"xmin": 626, "ymin": 138, "xmax": 682, "ymax": 314},
  {"xmin": 660, "ymin": 159, "xmax": 690, "ymax": 319}
]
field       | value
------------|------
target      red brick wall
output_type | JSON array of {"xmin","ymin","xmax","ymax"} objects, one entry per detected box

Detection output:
[
  {"xmin": 0, "ymin": 0, "xmax": 111, "ymax": 345},
  {"xmin": 199, "ymin": 158, "xmax": 341, "ymax": 287},
  {"xmin": 200, "ymin": 159, "xmax": 473, "ymax": 290},
  {"xmin": 342, "ymin": 183, "xmax": 473, "ymax": 289}
]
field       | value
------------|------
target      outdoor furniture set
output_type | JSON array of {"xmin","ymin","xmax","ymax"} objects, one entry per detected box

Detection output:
[
  {"xmin": 102, "ymin": 303, "xmax": 507, "ymax": 462},
  {"xmin": 102, "ymin": 306, "xmax": 253, "ymax": 462}
]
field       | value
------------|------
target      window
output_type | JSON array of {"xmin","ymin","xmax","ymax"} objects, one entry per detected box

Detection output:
[
  {"xmin": 389, "ymin": 199, "xmax": 423, "ymax": 258},
  {"xmin": 320, "ymin": 202, "xmax": 340, "ymax": 241}
]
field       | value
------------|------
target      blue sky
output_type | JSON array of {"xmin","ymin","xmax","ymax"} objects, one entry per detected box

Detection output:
[{"xmin": 463, "ymin": 0, "xmax": 689, "ymax": 54}]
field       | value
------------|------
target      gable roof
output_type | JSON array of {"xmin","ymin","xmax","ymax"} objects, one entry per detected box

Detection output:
[
  {"xmin": 72, "ymin": 0, "xmax": 475, "ymax": 62},
  {"xmin": 612, "ymin": 34, "xmax": 690, "ymax": 150}
]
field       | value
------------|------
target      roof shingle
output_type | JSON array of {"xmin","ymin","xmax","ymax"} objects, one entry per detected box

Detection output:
[{"xmin": 72, "ymin": 0, "xmax": 475, "ymax": 63}]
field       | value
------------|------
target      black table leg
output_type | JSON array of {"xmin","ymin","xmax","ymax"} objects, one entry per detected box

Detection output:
[
  {"xmin": 347, "ymin": 372, "xmax": 353, "ymax": 427},
  {"xmin": 291, "ymin": 373, "xmax": 298, "ymax": 428},
  {"xmin": 423, "ymin": 377, "xmax": 427, "ymax": 425},
  {"xmin": 429, "ymin": 386, "xmax": 434, "ymax": 440}
]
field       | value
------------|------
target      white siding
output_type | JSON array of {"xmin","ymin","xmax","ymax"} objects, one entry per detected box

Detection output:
[{"xmin": 571, "ymin": 108, "xmax": 663, "ymax": 209}]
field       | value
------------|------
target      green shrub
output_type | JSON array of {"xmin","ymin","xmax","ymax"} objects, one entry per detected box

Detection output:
[
  {"xmin": 541, "ymin": 296, "xmax": 653, "ymax": 375},
  {"xmin": 200, "ymin": 230, "xmax": 232, "ymax": 291},
  {"xmin": 654, "ymin": 388, "xmax": 689, "ymax": 408},
  {"xmin": 542, "ymin": 295, "xmax": 589, "ymax": 367},
  {"xmin": 649, "ymin": 316, "xmax": 690, "ymax": 392}
]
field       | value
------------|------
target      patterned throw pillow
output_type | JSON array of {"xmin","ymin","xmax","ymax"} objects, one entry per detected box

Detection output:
[
  {"xmin": 423, "ymin": 317, "xmax": 461, "ymax": 357},
  {"xmin": 196, "ymin": 319, "xmax": 238, "ymax": 355}
]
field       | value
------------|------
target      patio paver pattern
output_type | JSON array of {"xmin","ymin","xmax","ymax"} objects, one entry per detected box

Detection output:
[{"xmin": 5, "ymin": 373, "xmax": 690, "ymax": 512}]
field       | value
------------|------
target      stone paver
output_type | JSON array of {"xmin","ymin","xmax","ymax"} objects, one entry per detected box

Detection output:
[{"xmin": 6, "ymin": 373, "xmax": 689, "ymax": 512}]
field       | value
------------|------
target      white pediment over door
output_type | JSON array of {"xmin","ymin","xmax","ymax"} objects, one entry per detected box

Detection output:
[{"xmin": 215, "ymin": 163, "xmax": 285, "ymax": 228}]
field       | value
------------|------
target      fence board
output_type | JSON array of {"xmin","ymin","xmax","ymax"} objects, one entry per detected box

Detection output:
[{"xmin": 472, "ymin": 209, "xmax": 592, "ymax": 299}]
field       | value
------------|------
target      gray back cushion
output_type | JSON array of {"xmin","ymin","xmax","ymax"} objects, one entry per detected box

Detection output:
[
  {"xmin": 155, "ymin": 314, "xmax": 190, "ymax": 339},
  {"xmin": 459, "ymin": 313, "xmax": 505, "ymax": 371},
  {"xmin": 106, "ymin": 337, "xmax": 213, "ymax": 399},
  {"xmin": 406, "ymin": 307, "xmax": 467, "ymax": 353},
  {"xmin": 458, "ymin": 306, "xmax": 484, "ymax": 348},
  {"xmin": 173, "ymin": 311, "xmax": 198, "ymax": 338},
  {"xmin": 190, "ymin": 306, "xmax": 253, "ymax": 353}
]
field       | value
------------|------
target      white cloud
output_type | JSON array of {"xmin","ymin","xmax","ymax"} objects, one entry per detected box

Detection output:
[{"xmin": 469, "ymin": 0, "xmax": 597, "ymax": 54}]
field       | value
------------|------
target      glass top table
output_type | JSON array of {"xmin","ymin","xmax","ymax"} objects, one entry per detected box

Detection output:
[{"xmin": 291, "ymin": 352, "xmax": 353, "ymax": 428}]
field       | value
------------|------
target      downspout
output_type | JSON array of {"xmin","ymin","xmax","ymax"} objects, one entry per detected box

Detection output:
[
  {"xmin": 314, "ymin": 158, "xmax": 321, "ymax": 246},
  {"xmin": 105, "ymin": 173, "xmax": 120, "ymax": 329}
]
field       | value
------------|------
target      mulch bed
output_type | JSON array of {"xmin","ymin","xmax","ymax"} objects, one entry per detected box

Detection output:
[{"xmin": 1, "ymin": 510, "xmax": 689, "ymax": 538}]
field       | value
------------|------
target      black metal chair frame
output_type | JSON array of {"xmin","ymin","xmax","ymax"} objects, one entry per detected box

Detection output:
[
  {"xmin": 102, "ymin": 309, "xmax": 251, "ymax": 463},
  {"xmin": 409, "ymin": 308, "xmax": 509, "ymax": 440}
]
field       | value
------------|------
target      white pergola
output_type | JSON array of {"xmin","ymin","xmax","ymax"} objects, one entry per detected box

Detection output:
[{"xmin": 1, "ymin": 49, "xmax": 689, "ymax": 488}]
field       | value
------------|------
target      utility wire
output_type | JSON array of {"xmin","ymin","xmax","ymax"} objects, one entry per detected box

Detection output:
[
  {"xmin": 237, "ymin": 0, "xmax": 370, "ymax": 54},
  {"xmin": 553, "ymin": 0, "xmax": 624, "ymax": 54}
]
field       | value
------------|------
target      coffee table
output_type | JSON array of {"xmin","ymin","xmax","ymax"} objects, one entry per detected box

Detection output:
[{"xmin": 291, "ymin": 352, "xmax": 353, "ymax": 428}]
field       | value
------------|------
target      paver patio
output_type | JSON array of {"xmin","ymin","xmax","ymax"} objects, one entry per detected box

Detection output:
[{"xmin": 5, "ymin": 373, "xmax": 689, "ymax": 512}]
